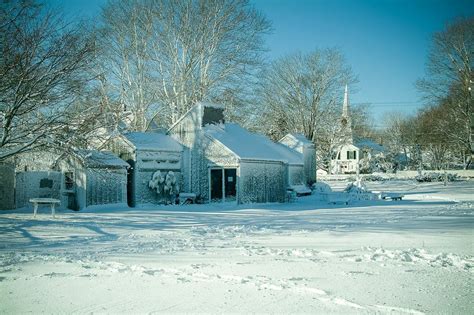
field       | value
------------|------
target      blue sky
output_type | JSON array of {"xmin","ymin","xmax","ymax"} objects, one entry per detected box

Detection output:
[
  {"xmin": 46, "ymin": 0, "xmax": 474, "ymax": 124},
  {"xmin": 252, "ymin": 0, "xmax": 474, "ymax": 124}
]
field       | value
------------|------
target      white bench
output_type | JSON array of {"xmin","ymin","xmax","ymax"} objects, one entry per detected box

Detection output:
[
  {"xmin": 30, "ymin": 198, "xmax": 61, "ymax": 218},
  {"xmin": 380, "ymin": 192, "xmax": 404, "ymax": 201},
  {"xmin": 327, "ymin": 192, "xmax": 350, "ymax": 205}
]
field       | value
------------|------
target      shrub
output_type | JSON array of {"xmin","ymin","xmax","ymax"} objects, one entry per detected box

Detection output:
[
  {"xmin": 415, "ymin": 172, "xmax": 458, "ymax": 182},
  {"xmin": 363, "ymin": 174, "xmax": 385, "ymax": 181},
  {"xmin": 312, "ymin": 182, "xmax": 332, "ymax": 193}
]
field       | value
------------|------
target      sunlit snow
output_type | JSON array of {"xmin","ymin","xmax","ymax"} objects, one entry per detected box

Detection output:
[{"xmin": 0, "ymin": 180, "xmax": 472, "ymax": 313}]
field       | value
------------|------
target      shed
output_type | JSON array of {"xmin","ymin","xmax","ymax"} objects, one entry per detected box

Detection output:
[
  {"xmin": 279, "ymin": 133, "xmax": 317, "ymax": 185},
  {"xmin": 57, "ymin": 150, "xmax": 129, "ymax": 210}
]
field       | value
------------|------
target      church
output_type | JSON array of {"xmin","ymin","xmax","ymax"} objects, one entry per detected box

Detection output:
[{"xmin": 330, "ymin": 85, "xmax": 360, "ymax": 174}]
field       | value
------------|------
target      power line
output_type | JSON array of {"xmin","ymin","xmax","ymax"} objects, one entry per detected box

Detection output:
[
  {"xmin": 352, "ymin": 102, "xmax": 424, "ymax": 107},
  {"xmin": 354, "ymin": 101, "xmax": 419, "ymax": 104}
]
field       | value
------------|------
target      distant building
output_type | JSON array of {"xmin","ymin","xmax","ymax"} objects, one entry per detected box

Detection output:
[{"xmin": 331, "ymin": 86, "xmax": 360, "ymax": 174}]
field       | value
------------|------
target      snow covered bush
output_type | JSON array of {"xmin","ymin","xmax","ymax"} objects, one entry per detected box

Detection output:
[
  {"xmin": 344, "ymin": 179, "xmax": 368, "ymax": 194},
  {"xmin": 311, "ymin": 182, "xmax": 332, "ymax": 193},
  {"xmin": 148, "ymin": 170, "xmax": 180, "ymax": 204},
  {"xmin": 362, "ymin": 174, "xmax": 385, "ymax": 182},
  {"xmin": 415, "ymin": 172, "xmax": 458, "ymax": 182}
]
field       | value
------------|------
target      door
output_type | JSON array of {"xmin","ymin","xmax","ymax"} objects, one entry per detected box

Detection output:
[
  {"xmin": 224, "ymin": 169, "xmax": 237, "ymax": 201},
  {"xmin": 126, "ymin": 159, "xmax": 135, "ymax": 207},
  {"xmin": 210, "ymin": 169, "xmax": 223, "ymax": 202}
]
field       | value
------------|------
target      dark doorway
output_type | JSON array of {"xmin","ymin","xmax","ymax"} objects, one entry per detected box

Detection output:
[
  {"xmin": 126, "ymin": 160, "xmax": 135, "ymax": 207},
  {"xmin": 224, "ymin": 169, "xmax": 237, "ymax": 201},
  {"xmin": 210, "ymin": 169, "xmax": 223, "ymax": 202}
]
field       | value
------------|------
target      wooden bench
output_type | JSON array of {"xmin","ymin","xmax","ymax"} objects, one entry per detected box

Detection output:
[
  {"xmin": 178, "ymin": 193, "xmax": 196, "ymax": 205},
  {"xmin": 30, "ymin": 198, "xmax": 61, "ymax": 218}
]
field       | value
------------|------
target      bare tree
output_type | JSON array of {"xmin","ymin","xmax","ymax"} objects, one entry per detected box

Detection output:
[
  {"xmin": 417, "ymin": 17, "xmax": 473, "ymax": 168},
  {"xmin": 382, "ymin": 112, "xmax": 414, "ymax": 169},
  {"xmin": 99, "ymin": 0, "xmax": 156, "ymax": 132},
  {"xmin": 254, "ymin": 48, "xmax": 358, "ymax": 171},
  {"xmin": 0, "ymin": 0, "xmax": 97, "ymax": 161},
  {"xmin": 99, "ymin": 0, "xmax": 271, "ymax": 130}
]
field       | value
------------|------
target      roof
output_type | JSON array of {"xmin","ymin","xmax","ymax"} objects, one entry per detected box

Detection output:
[
  {"xmin": 356, "ymin": 139, "xmax": 385, "ymax": 153},
  {"xmin": 287, "ymin": 133, "xmax": 312, "ymax": 144},
  {"xmin": 339, "ymin": 143, "xmax": 360, "ymax": 151},
  {"xmin": 75, "ymin": 150, "xmax": 129, "ymax": 168},
  {"xmin": 124, "ymin": 132, "xmax": 182, "ymax": 151},
  {"xmin": 204, "ymin": 123, "xmax": 303, "ymax": 164}
]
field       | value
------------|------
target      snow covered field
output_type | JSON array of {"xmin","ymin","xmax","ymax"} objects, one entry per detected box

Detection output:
[{"xmin": 0, "ymin": 180, "xmax": 473, "ymax": 314}]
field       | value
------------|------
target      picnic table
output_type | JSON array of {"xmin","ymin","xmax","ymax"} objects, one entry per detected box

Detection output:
[{"xmin": 30, "ymin": 198, "xmax": 60, "ymax": 218}]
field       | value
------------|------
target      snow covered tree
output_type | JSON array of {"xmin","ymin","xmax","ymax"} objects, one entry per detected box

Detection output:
[
  {"xmin": 254, "ymin": 48, "xmax": 359, "ymax": 171},
  {"xmin": 0, "ymin": 0, "xmax": 99, "ymax": 161},
  {"xmin": 99, "ymin": 0, "xmax": 271, "ymax": 130},
  {"xmin": 417, "ymin": 17, "xmax": 473, "ymax": 169},
  {"xmin": 382, "ymin": 113, "xmax": 419, "ymax": 170}
]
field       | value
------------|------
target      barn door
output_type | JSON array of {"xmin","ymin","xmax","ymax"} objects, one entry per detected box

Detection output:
[{"xmin": 210, "ymin": 169, "xmax": 223, "ymax": 202}]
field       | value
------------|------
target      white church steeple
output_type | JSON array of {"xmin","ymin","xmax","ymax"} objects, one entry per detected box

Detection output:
[
  {"xmin": 342, "ymin": 84, "xmax": 350, "ymax": 118},
  {"xmin": 341, "ymin": 84, "xmax": 353, "ymax": 144}
]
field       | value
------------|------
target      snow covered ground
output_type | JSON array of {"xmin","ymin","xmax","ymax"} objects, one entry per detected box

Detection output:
[{"xmin": 0, "ymin": 180, "xmax": 473, "ymax": 314}]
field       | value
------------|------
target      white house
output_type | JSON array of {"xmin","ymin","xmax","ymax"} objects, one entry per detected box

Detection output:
[
  {"xmin": 9, "ymin": 102, "xmax": 317, "ymax": 210},
  {"xmin": 168, "ymin": 102, "xmax": 316, "ymax": 204}
]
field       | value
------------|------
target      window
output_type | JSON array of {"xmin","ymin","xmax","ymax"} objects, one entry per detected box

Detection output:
[
  {"xmin": 40, "ymin": 178, "xmax": 53, "ymax": 188},
  {"xmin": 347, "ymin": 151, "xmax": 357, "ymax": 160},
  {"xmin": 64, "ymin": 171, "xmax": 74, "ymax": 190}
]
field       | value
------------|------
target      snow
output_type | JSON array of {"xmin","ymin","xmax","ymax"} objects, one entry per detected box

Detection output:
[
  {"xmin": 205, "ymin": 123, "xmax": 303, "ymax": 164},
  {"xmin": 75, "ymin": 150, "xmax": 129, "ymax": 168},
  {"xmin": 0, "ymin": 180, "xmax": 473, "ymax": 313},
  {"xmin": 281, "ymin": 133, "xmax": 313, "ymax": 147},
  {"xmin": 124, "ymin": 132, "xmax": 183, "ymax": 151}
]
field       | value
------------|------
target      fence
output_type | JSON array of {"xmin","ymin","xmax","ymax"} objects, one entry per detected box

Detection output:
[{"xmin": 318, "ymin": 170, "xmax": 474, "ymax": 181}]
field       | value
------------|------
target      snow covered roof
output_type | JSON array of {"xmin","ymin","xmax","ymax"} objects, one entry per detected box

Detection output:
[
  {"xmin": 204, "ymin": 123, "xmax": 303, "ymax": 164},
  {"xmin": 75, "ymin": 150, "xmax": 129, "ymax": 168},
  {"xmin": 124, "ymin": 132, "xmax": 182, "ymax": 152},
  {"xmin": 356, "ymin": 139, "xmax": 385, "ymax": 153},
  {"xmin": 339, "ymin": 143, "xmax": 360, "ymax": 151},
  {"xmin": 279, "ymin": 133, "xmax": 314, "ymax": 154},
  {"xmin": 287, "ymin": 133, "xmax": 312, "ymax": 144}
]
